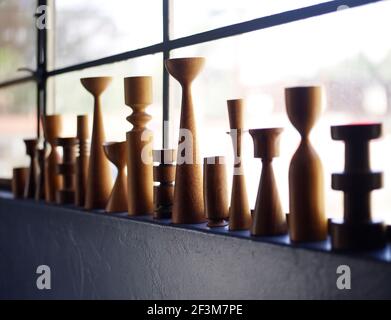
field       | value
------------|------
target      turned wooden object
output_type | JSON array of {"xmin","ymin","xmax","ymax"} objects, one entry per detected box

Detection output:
[
  {"xmin": 81, "ymin": 77, "xmax": 113, "ymax": 209},
  {"xmin": 165, "ymin": 57, "xmax": 206, "ymax": 224},
  {"xmin": 203, "ymin": 156, "xmax": 229, "ymax": 227},
  {"xmin": 330, "ymin": 123, "xmax": 386, "ymax": 250},
  {"xmin": 75, "ymin": 115, "xmax": 89, "ymax": 207},
  {"xmin": 103, "ymin": 141, "xmax": 128, "ymax": 213},
  {"xmin": 12, "ymin": 167, "xmax": 28, "ymax": 199},
  {"xmin": 124, "ymin": 76, "xmax": 154, "ymax": 216},
  {"xmin": 42, "ymin": 114, "xmax": 62, "ymax": 202},
  {"xmin": 153, "ymin": 149, "xmax": 176, "ymax": 219},
  {"xmin": 55, "ymin": 137, "xmax": 77, "ymax": 204},
  {"xmin": 23, "ymin": 138, "xmax": 38, "ymax": 199},
  {"xmin": 226, "ymin": 99, "xmax": 251, "ymax": 231},
  {"xmin": 285, "ymin": 86, "xmax": 327, "ymax": 242},
  {"xmin": 34, "ymin": 147, "xmax": 46, "ymax": 201},
  {"xmin": 249, "ymin": 128, "xmax": 287, "ymax": 236}
]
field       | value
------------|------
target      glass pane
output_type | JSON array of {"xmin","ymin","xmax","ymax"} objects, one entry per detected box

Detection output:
[
  {"xmin": 169, "ymin": 1, "xmax": 391, "ymax": 223},
  {"xmin": 171, "ymin": 0, "xmax": 329, "ymax": 39},
  {"xmin": 0, "ymin": 0, "xmax": 36, "ymax": 82},
  {"xmin": 54, "ymin": 0, "xmax": 162, "ymax": 69},
  {"xmin": 0, "ymin": 82, "xmax": 37, "ymax": 178},
  {"xmin": 49, "ymin": 54, "xmax": 163, "ymax": 150}
]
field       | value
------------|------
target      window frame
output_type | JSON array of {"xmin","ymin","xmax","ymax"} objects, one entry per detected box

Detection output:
[{"xmin": 0, "ymin": 0, "xmax": 382, "ymax": 179}]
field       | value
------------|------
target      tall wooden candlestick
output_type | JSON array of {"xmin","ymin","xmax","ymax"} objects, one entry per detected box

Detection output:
[
  {"xmin": 124, "ymin": 76, "xmax": 154, "ymax": 216},
  {"xmin": 75, "ymin": 115, "xmax": 89, "ymax": 207},
  {"xmin": 23, "ymin": 138, "xmax": 38, "ymax": 199},
  {"xmin": 285, "ymin": 86, "xmax": 327, "ymax": 242},
  {"xmin": 42, "ymin": 114, "xmax": 62, "ymax": 202},
  {"xmin": 165, "ymin": 57, "xmax": 206, "ymax": 224},
  {"xmin": 249, "ymin": 128, "xmax": 287, "ymax": 236},
  {"xmin": 81, "ymin": 77, "xmax": 113, "ymax": 210},
  {"xmin": 227, "ymin": 99, "xmax": 251, "ymax": 231}
]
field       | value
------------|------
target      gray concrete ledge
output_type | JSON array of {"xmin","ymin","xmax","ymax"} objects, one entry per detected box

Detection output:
[{"xmin": 0, "ymin": 193, "xmax": 390, "ymax": 299}]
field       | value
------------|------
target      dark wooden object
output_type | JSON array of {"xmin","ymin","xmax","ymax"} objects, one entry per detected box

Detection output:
[
  {"xmin": 75, "ymin": 115, "xmax": 89, "ymax": 207},
  {"xmin": 23, "ymin": 138, "xmax": 38, "ymax": 199}
]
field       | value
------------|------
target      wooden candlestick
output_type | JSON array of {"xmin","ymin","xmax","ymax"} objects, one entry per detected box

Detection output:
[
  {"xmin": 226, "ymin": 99, "xmax": 251, "ymax": 231},
  {"xmin": 12, "ymin": 167, "xmax": 28, "ymax": 199},
  {"xmin": 42, "ymin": 114, "xmax": 62, "ymax": 203},
  {"xmin": 75, "ymin": 115, "xmax": 89, "ymax": 207},
  {"xmin": 23, "ymin": 138, "xmax": 38, "ymax": 199},
  {"xmin": 203, "ymin": 156, "xmax": 229, "ymax": 227},
  {"xmin": 81, "ymin": 77, "xmax": 113, "ymax": 209},
  {"xmin": 153, "ymin": 149, "xmax": 176, "ymax": 219},
  {"xmin": 249, "ymin": 128, "xmax": 287, "ymax": 236},
  {"xmin": 285, "ymin": 86, "xmax": 327, "ymax": 242},
  {"xmin": 34, "ymin": 147, "xmax": 46, "ymax": 201},
  {"xmin": 165, "ymin": 57, "xmax": 206, "ymax": 224},
  {"xmin": 330, "ymin": 123, "xmax": 386, "ymax": 250},
  {"xmin": 124, "ymin": 76, "xmax": 154, "ymax": 216},
  {"xmin": 55, "ymin": 137, "xmax": 77, "ymax": 204},
  {"xmin": 103, "ymin": 141, "xmax": 128, "ymax": 213}
]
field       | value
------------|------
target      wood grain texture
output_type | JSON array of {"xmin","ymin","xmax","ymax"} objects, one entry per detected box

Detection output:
[
  {"xmin": 285, "ymin": 86, "xmax": 327, "ymax": 242},
  {"xmin": 81, "ymin": 77, "xmax": 113, "ymax": 210},
  {"xmin": 203, "ymin": 156, "xmax": 229, "ymax": 227},
  {"xmin": 42, "ymin": 114, "xmax": 62, "ymax": 202},
  {"xmin": 227, "ymin": 99, "xmax": 251, "ymax": 230},
  {"xmin": 124, "ymin": 76, "xmax": 154, "ymax": 216},
  {"xmin": 249, "ymin": 128, "xmax": 287, "ymax": 236},
  {"xmin": 75, "ymin": 115, "xmax": 89, "ymax": 207},
  {"xmin": 23, "ymin": 139, "xmax": 38, "ymax": 199},
  {"xmin": 165, "ymin": 57, "xmax": 206, "ymax": 224},
  {"xmin": 103, "ymin": 141, "xmax": 128, "ymax": 213}
]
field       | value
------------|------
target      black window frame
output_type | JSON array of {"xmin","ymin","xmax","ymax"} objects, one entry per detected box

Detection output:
[{"xmin": 0, "ymin": 0, "xmax": 383, "ymax": 179}]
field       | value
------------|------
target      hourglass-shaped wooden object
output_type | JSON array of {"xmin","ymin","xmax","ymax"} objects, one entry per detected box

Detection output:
[
  {"xmin": 330, "ymin": 123, "xmax": 386, "ymax": 250},
  {"xmin": 81, "ymin": 77, "xmax": 113, "ymax": 209},
  {"xmin": 153, "ymin": 149, "xmax": 176, "ymax": 219},
  {"xmin": 165, "ymin": 57, "xmax": 206, "ymax": 224},
  {"xmin": 23, "ymin": 138, "xmax": 38, "ymax": 199},
  {"xmin": 55, "ymin": 137, "xmax": 77, "ymax": 204},
  {"xmin": 42, "ymin": 114, "xmax": 62, "ymax": 203},
  {"xmin": 203, "ymin": 156, "xmax": 229, "ymax": 227},
  {"xmin": 103, "ymin": 141, "xmax": 128, "ymax": 213},
  {"xmin": 226, "ymin": 99, "xmax": 251, "ymax": 231},
  {"xmin": 124, "ymin": 76, "xmax": 154, "ymax": 216},
  {"xmin": 285, "ymin": 86, "xmax": 327, "ymax": 242},
  {"xmin": 75, "ymin": 115, "xmax": 89, "ymax": 207},
  {"xmin": 249, "ymin": 128, "xmax": 287, "ymax": 236},
  {"xmin": 34, "ymin": 147, "xmax": 46, "ymax": 201}
]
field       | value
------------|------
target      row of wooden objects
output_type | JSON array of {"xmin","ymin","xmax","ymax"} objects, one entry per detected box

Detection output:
[{"xmin": 12, "ymin": 57, "xmax": 390, "ymax": 252}]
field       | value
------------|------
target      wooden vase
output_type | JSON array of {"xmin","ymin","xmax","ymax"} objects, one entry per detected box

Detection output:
[
  {"xmin": 203, "ymin": 156, "xmax": 229, "ymax": 227},
  {"xmin": 249, "ymin": 128, "xmax": 287, "ymax": 236},
  {"xmin": 285, "ymin": 86, "xmax": 327, "ymax": 242},
  {"xmin": 81, "ymin": 77, "xmax": 113, "ymax": 210},
  {"xmin": 226, "ymin": 99, "xmax": 251, "ymax": 231},
  {"xmin": 42, "ymin": 114, "xmax": 62, "ymax": 203},
  {"xmin": 165, "ymin": 57, "xmax": 206, "ymax": 224},
  {"xmin": 103, "ymin": 141, "xmax": 128, "ymax": 213},
  {"xmin": 23, "ymin": 138, "xmax": 38, "ymax": 199},
  {"xmin": 75, "ymin": 115, "xmax": 89, "ymax": 207},
  {"xmin": 124, "ymin": 76, "xmax": 154, "ymax": 216},
  {"xmin": 12, "ymin": 167, "xmax": 28, "ymax": 199}
]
